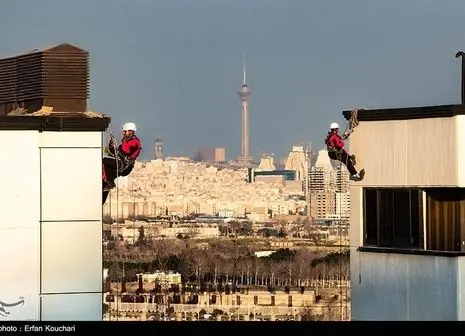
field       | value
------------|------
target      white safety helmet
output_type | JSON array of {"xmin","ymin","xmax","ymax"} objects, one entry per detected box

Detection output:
[
  {"xmin": 122, "ymin": 122, "xmax": 137, "ymax": 132},
  {"xmin": 329, "ymin": 122, "xmax": 340, "ymax": 130}
]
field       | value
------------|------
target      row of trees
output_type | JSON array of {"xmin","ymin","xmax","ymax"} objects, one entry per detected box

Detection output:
[{"xmin": 104, "ymin": 238, "xmax": 349, "ymax": 288}]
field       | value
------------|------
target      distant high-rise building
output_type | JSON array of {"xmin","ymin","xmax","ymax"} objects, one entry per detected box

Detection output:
[
  {"xmin": 196, "ymin": 147, "xmax": 226, "ymax": 162},
  {"xmin": 284, "ymin": 145, "xmax": 308, "ymax": 183},
  {"xmin": 237, "ymin": 54, "xmax": 252, "ymax": 164},
  {"xmin": 154, "ymin": 138, "xmax": 164, "ymax": 160},
  {"xmin": 309, "ymin": 149, "xmax": 338, "ymax": 219},
  {"xmin": 258, "ymin": 153, "xmax": 276, "ymax": 171}
]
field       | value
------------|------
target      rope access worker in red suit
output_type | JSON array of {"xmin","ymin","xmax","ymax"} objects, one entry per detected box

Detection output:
[
  {"xmin": 102, "ymin": 122, "xmax": 142, "ymax": 204},
  {"xmin": 325, "ymin": 122, "xmax": 365, "ymax": 181}
]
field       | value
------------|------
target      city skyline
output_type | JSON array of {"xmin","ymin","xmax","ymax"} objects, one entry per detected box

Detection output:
[{"xmin": 2, "ymin": 0, "xmax": 465, "ymax": 160}]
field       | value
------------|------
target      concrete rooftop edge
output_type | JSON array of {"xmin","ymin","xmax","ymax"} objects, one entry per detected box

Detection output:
[
  {"xmin": 0, "ymin": 113, "xmax": 111, "ymax": 132},
  {"xmin": 342, "ymin": 104, "xmax": 465, "ymax": 121}
]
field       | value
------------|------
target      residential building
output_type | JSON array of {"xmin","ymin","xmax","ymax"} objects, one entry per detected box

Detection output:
[
  {"xmin": 346, "ymin": 103, "xmax": 465, "ymax": 321},
  {"xmin": 139, "ymin": 271, "xmax": 182, "ymax": 287}
]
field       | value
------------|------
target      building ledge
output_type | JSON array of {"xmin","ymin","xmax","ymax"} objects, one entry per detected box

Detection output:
[
  {"xmin": 343, "ymin": 104, "xmax": 465, "ymax": 122},
  {"xmin": 358, "ymin": 246, "xmax": 465, "ymax": 257},
  {"xmin": 0, "ymin": 111, "xmax": 110, "ymax": 132}
]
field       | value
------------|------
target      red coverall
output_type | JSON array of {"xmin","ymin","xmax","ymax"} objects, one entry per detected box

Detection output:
[{"xmin": 326, "ymin": 132, "xmax": 357, "ymax": 176}]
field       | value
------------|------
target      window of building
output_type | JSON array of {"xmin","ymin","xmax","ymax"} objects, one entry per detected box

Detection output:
[
  {"xmin": 363, "ymin": 188, "xmax": 422, "ymax": 249},
  {"xmin": 363, "ymin": 187, "xmax": 465, "ymax": 252},
  {"xmin": 425, "ymin": 188, "xmax": 465, "ymax": 251}
]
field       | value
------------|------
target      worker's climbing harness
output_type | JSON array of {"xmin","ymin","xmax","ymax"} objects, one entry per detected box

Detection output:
[
  {"xmin": 325, "ymin": 109, "xmax": 359, "ymax": 155},
  {"xmin": 103, "ymin": 133, "xmax": 122, "ymax": 198},
  {"xmin": 106, "ymin": 134, "xmax": 135, "ymax": 174},
  {"xmin": 325, "ymin": 109, "xmax": 364, "ymax": 182}
]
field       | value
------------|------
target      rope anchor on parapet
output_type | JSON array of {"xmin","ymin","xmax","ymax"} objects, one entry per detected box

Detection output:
[{"xmin": 342, "ymin": 109, "xmax": 359, "ymax": 139}]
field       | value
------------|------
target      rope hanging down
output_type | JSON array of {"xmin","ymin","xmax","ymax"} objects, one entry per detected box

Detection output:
[
  {"xmin": 104, "ymin": 131, "xmax": 121, "ymax": 321},
  {"xmin": 337, "ymin": 110, "xmax": 359, "ymax": 319}
]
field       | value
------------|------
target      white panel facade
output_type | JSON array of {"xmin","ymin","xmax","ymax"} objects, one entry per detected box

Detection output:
[
  {"xmin": 0, "ymin": 129, "xmax": 104, "ymax": 321},
  {"xmin": 41, "ymin": 221, "xmax": 102, "ymax": 294},
  {"xmin": 458, "ymin": 258, "xmax": 465, "ymax": 320},
  {"xmin": 457, "ymin": 115, "xmax": 465, "ymax": 187},
  {"xmin": 40, "ymin": 148, "xmax": 102, "ymax": 221},
  {"xmin": 38, "ymin": 131, "xmax": 103, "ymax": 321},
  {"xmin": 0, "ymin": 228, "xmax": 40, "ymax": 321},
  {"xmin": 41, "ymin": 293, "xmax": 102, "ymax": 321},
  {"xmin": 351, "ymin": 251, "xmax": 459, "ymax": 320},
  {"xmin": 350, "ymin": 117, "xmax": 457, "ymax": 187},
  {"xmin": 39, "ymin": 131, "xmax": 102, "ymax": 148},
  {"xmin": 0, "ymin": 131, "xmax": 40, "ymax": 321},
  {"xmin": 0, "ymin": 131, "xmax": 40, "ymax": 228}
]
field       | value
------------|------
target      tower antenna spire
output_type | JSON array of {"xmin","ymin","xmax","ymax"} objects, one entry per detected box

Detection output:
[{"xmin": 243, "ymin": 52, "xmax": 247, "ymax": 85}]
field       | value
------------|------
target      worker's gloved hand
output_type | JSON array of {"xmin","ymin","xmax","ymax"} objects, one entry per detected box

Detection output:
[{"xmin": 342, "ymin": 130, "xmax": 352, "ymax": 139}]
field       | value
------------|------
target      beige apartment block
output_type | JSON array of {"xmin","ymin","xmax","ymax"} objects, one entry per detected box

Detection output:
[
  {"xmin": 345, "ymin": 104, "xmax": 465, "ymax": 321},
  {"xmin": 311, "ymin": 192, "xmax": 336, "ymax": 219}
]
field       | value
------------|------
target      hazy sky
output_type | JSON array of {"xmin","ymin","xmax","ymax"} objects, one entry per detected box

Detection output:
[{"xmin": 1, "ymin": 0, "xmax": 465, "ymax": 160}]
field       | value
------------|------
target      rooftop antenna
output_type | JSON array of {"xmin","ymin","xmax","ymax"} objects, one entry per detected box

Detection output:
[{"xmin": 456, "ymin": 51, "xmax": 465, "ymax": 104}]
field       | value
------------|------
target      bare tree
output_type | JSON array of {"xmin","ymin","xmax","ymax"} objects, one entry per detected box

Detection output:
[
  {"xmin": 206, "ymin": 253, "xmax": 222, "ymax": 284},
  {"xmin": 151, "ymin": 239, "xmax": 175, "ymax": 271},
  {"xmin": 237, "ymin": 258, "xmax": 246, "ymax": 285},
  {"xmin": 279, "ymin": 257, "xmax": 295, "ymax": 287},
  {"xmin": 264, "ymin": 260, "xmax": 278, "ymax": 287},
  {"xmin": 187, "ymin": 248, "xmax": 208, "ymax": 283},
  {"xmin": 220, "ymin": 257, "xmax": 235, "ymax": 284},
  {"xmin": 252, "ymin": 257, "xmax": 263, "ymax": 286},
  {"xmin": 244, "ymin": 258, "xmax": 253, "ymax": 285},
  {"xmin": 294, "ymin": 249, "xmax": 311, "ymax": 287}
]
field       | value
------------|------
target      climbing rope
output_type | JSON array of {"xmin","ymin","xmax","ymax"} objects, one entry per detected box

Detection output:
[
  {"xmin": 105, "ymin": 132, "xmax": 121, "ymax": 321},
  {"xmin": 338, "ymin": 155, "xmax": 345, "ymax": 320},
  {"xmin": 329, "ymin": 109, "xmax": 359, "ymax": 320},
  {"xmin": 113, "ymin": 134, "xmax": 121, "ymax": 322},
  {"xmin": 342, "ymin": 109, "xmax": 359, "ymax": 140}
]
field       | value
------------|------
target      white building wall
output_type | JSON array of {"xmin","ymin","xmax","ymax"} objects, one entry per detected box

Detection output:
[
  {"xmin": 39, "ymin": 131, "xmax": 103, "ymax": 321},
  {"xmin": 351, "ymin": 251, "xmax": 460, "ymax": 321},
  {"xmin": 0, "ymin": 131, "xmax": 41, "ymax": 320},
  {"xmin": 456, "ymin": 115, "xmax": 465, "ymax": 187},
  {"xmin": 0, "ymin": 130, "xmax": 103, "ymax": 321}
]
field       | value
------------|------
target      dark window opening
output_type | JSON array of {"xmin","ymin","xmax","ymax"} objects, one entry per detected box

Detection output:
[
  {"xmin": 363, "ymin": 187, "xmax": 465, "ymax": 252},
  {"xmin": 363, "ymin": 188, "xmax": 422, "ymax": 249}
]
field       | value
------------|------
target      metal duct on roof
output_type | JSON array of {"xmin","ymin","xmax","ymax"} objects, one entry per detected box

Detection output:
[{"xmin": 0, "ymin": 43, "xmax": 89, "ymax": 116}]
